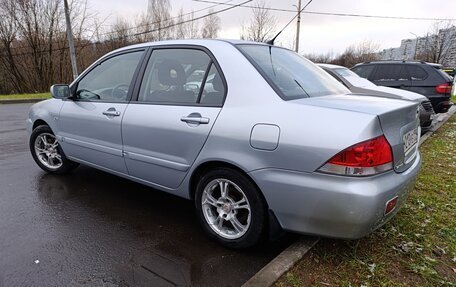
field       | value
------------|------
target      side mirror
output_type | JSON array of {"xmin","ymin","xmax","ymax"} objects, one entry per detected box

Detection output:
[{"xmin": 50, "ymin": 84, "xmax": 71, "ymax": 99}]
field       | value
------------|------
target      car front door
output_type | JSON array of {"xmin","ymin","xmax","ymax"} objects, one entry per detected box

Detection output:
[
  {"xmin": 122, "ymin": 47, "xmax": 226, "ymax": 189},
  {"xmin": 58, "ymin": 49, "xmax": 145, "ymax": 174}
]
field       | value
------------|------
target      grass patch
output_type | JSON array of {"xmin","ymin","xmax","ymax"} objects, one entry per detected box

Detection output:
[
  {"xmin": 0, "ymin": 93, "xmax": 51, "ymax": 101},
  {"xmin": 275, "ymin": 115, "xmax": 456, "ymax": 287}
]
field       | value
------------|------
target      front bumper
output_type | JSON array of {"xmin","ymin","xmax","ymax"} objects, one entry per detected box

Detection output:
[{"xmin": 249, "ymin": 153, "xmax": 421, "ymax": 239}]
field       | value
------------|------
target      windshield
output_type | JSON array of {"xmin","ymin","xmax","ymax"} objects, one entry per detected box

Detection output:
[
  {"xmin": 334, "ymin": 68, "xmax": 360, "ymax": 78},
  {"xmin": 238, "ymin": 45, "xmax": 349, "ymax": 100},
  {"xmin": 332, "ymin": 67, "xmax": 376, "ymax": 88}
]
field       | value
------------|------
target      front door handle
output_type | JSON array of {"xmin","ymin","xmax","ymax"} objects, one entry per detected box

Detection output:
[
  {"xmin": 103, "ymin": 108, "xmax": 121, "ymax": 117},
  {"xmin": 181, "ymin": 113, "xmax": 210, "ymax": 124}
]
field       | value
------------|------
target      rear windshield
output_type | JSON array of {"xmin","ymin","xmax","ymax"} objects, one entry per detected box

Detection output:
[
  {"xmin": 238, "ymin": 45, "xmax": 348, "ymax": 100},
  {"xmin": 334, "ymin": 68, "xmax": 360, "ymax": 78},
  {"xmin": 434, "ymin": 66, "xmax": 453, "ymax": 82}
]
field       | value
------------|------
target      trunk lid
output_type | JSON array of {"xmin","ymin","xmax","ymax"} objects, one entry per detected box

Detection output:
[{"xmin": 291, "ymin": 95, "xmax": 420, "ymax": 173}]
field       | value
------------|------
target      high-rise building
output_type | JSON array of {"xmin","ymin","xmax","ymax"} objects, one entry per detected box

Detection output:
[{"xmin": 379, "ymin": 26, "xmax": 456, "ymax": 66}]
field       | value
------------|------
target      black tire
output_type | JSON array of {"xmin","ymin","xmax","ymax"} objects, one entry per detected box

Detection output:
[
  {"xmin": 195, "ymin": 167, "xmax": 267, "ymax": 249},
  {"xmin": 30, "ymin": 125, "xmax": 78, "ymax": 174}
]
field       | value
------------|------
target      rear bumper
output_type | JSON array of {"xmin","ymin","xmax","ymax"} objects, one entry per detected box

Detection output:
[
  {"xmin": 428, "ymin": 96, "xmax": 451, "ymax": 113},
  {"xmin": 249, "ymin": 153, "xmax": 421, "ymax": 239}
]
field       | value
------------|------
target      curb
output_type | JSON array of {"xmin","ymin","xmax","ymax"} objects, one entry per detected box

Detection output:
[
  {"xmin": 242, "ymin": 106, "xmax": 455, "ymax": 287},
  {"xmin": 0, "ymin": 98, "xmax": 48, "ymax": 104},
  {"xmin": 242, "ymin": 237, "xmax": 319, "ymax": 287},
  {"xmin": 419, "ymin": 105, "xmax": 456, "ymax": 146}
]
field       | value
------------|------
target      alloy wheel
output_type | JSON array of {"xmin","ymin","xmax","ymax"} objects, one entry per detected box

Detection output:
[
  {"xmin": 201, "ymin": 178, "xmax": 251, "ymax": 239},
  {"xmin": 34, "ymin": 133, "xmax": 63, "ymax": 170}
]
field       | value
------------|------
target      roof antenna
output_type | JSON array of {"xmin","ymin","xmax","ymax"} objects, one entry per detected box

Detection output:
[{"xmin": 266, "ymin": 0, "xmax": 313, "ymax": 46}]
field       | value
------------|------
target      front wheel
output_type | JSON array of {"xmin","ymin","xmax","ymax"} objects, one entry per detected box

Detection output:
[
  {"xmin": 30, "ymin": 125, "xmax": 78, "ymax": 174},
  {"xmin": 195, "ymin": 167, "xmax": 267, "ymax": 249}
]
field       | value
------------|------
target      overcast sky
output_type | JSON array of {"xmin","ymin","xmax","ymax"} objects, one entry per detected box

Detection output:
[{"xmin": 88, "ymin": 0, "xmax": 456, "ymax": 55}]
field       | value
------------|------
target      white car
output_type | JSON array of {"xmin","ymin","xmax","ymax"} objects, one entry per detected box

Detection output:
[{"xmin": 318, "ymin": 63, "xmax": 434, "ymax": 131}]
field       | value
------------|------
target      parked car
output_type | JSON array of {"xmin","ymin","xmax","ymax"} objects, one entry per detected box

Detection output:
[
  {"xmin": 318, "ymin": 63, "xmax": 434, "ymax": 131},
  {"xmin": 351, "ymin": 60, "xmax": 453, "ymax": 113},
  {"xmin": 27, "ymin": 40, "xmax": 421, "ymax": 248}
]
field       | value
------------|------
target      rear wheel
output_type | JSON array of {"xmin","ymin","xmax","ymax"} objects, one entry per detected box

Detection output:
[
  {"xmin": 195, "ymin": 167, "xmax": 266, "ymax": 249},
  {"xmin": 30, "ymin": 125, "xmax": 78, "ymax": 174}
]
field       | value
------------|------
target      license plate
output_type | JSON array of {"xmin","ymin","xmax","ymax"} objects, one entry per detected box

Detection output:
[{"xmin": 403, "ymin": 128, "xmax": 418, "ymax": 155}]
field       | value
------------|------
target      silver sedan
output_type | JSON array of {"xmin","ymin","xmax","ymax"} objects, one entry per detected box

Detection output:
[{"xmin": 27, "ymin": 40, "xmax": 421, "ymax": 248}]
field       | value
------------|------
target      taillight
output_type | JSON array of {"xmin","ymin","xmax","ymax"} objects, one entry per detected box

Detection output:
[
  {"xmin": 318, "ymin": 135, "xmax": 393, "ymax": 176},
  {"xmin": 435, "ymin": 83, "xmax": 452, "ymax": 94}
]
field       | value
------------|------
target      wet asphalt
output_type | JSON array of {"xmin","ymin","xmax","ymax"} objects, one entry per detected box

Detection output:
[{"xmin": 0, "ymin": 103, "xmax": 296, "ymax": 287}]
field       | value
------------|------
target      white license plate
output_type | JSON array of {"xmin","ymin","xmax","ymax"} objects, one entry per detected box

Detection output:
[{"xmin": 403, "ymin": 128, "xmax": 418, "ymax": 155}]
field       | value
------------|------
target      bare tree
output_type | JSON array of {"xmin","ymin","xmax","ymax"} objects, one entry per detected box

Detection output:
[
  {"xmin": 0, "ymin": 0, "xmax": 98, "ymax": 94},
  {"xmin": 0, "ymin": 0, "xmax": 25, "ymax": 93},
  {"xmin": 109, "ymin": 17, "xmax": 133, "ymax": 46},
  {"xmin": 240, "ymin": 0, "xmax": 276, "ymax": 42},
  {"xmin": 174, "ymin": 8, "xmax": 186, "ymax": 39},
  {"xmin": 187, "ymin": 11, "xmax": 200, "ymax": 38},
  {"xmin": 303, "ymin": 51, "xmax": 335, "ymax": 64},
  {"xmin": 147, "ymin": 0, "xmax": 173, "ymax": 40},
  {"xmin": 201, "ymin": 10, "xmax": 220, "ymax": 38},
  {"xmin": 332, "ymin": 40, "xmax": 380, "ymax": 67},
  {"xmin": 416, "ymin": 21, "xmax": 455, "ymax": 65},
  {"xmin": 173, "ymin": 8, "xmax": 200, "ymax": 39}
]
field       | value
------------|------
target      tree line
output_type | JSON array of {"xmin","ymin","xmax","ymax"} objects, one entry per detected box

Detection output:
[
  {"xmin": 0, "ymin": 0, "xmax": 221, "ymax": 94},
  {"xmin": 0, "ymin": 0, "xmax": 452, "ymax": 95}
]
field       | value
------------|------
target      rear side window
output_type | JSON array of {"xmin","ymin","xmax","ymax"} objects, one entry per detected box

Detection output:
[
  {"xmin": 138, "ymin": 48, "xmax": 225, "ymax": 105},
  {"xmin": 371, "ymin": 65, "xmax": 409, "ymax": 81},
  {"xmin": 351, "ymin": 65, "xmax": 375, "ymax": 79},
  {"xmin": 200, "ymin": 64, "xmax": 225, "ymax": 105},
  {"xmin": 435, "ymin": 67, "xmax": 453, "ymax": 82},
  {"xmin": 406, "ymin": 65, "xmax": 428, "ymax": 80}
]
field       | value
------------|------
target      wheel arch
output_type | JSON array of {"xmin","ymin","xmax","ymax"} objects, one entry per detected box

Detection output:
[
  {"xmin": 189, "ymin": 160, "xmax": 285, "ymax": 241},
  {"xmin": 33, "ymin": 119, "xmax": 50, "ymax": 130},
  {"xmin": 188, "ymin": 160, "xmax": 268, "ymax": 208}
]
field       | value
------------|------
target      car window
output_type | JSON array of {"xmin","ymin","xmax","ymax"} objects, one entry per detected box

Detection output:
[
  {"xmin": 200, "ymin": 63, "xmax": 226, "ymax": 105},
  {"xmin": 406, "ymin": 65, "xmax": 428, "ymax": 81},
  {"xmin": 138, "ymin": 49, "xmax": 211, "ymax": 104},
  {"xmin": 351, "ymin": 65, "xmax": 375, "ymax": 79},
  {"xmin": 238, "ymin": 45, "xmax": 348, "ymax": 99},
  {"xmin": 435, "ymin": 66, "xmax": 453, "ymax": 82},
  {"xmin": 371, "ymin": 65, "xmax": 410, "ymax": 82},
  {"xmin": 334, "ymin": 68, "xmax": 360, "ymax": 78},
  {"xmin": 76, "ymin": 51, "xmax": 144, "ymax": 101}
]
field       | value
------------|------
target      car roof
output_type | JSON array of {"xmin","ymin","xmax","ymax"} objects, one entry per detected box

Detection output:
[
  {"xmin": 316, "ymin": 63, "xmax": 347, "ymax": 70},
  {"xmin": 110, "ymin": 39, "xmax": 267, "ymax": 54},
  {"xmin": 353, "ymin": 60, "xmax": 442, "ymax": 67}
]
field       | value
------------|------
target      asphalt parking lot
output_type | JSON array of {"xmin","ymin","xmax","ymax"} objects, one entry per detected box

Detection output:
[{"xmin": 0, "ymin": 103, "xmax": 295, "ymax": 287}]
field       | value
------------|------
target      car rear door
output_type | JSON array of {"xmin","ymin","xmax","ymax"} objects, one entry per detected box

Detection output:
[
  {"xmin": 58, "ymin": 49, "xmax": 145, "ymax": 174},
  {"xmin": 370, "ymin": 64, "xmax": 412, "ymax": 91},
  {"xmin": 121, "ymin": 47, "xmax": 226, "ymax": 189}
]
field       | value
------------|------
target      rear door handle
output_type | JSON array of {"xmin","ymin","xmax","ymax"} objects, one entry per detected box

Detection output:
[
  {"xmin": 103, "ymin": 108, "xmax": 121, "ymax": 117},
  {"xmin": 181, "ymin": 113, "xmax": 210, "ymax": 124}
]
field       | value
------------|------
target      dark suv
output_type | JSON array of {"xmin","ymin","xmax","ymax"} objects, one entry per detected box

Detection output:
[{"xmin": 351, "ymin": 61, "xmax": 453, "ymax": 113}]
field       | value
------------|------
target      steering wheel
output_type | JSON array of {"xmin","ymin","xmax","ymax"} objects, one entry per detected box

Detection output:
[
  {"xmin": 111, "ymin": 83, "xmax": 130, "ymax": 100},
  {"xmin": 76, "ymin": 89, "xmax": 100, "ymax": 100}
]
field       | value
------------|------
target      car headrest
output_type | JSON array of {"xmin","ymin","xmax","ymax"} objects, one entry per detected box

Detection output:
[
  {"xmin": 158, "ymin": 60, "xmax": 186, "ymax": 86},
  {"xmin": 212, "ymin": 72, "xmax": 224, "ymax": 92}
]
